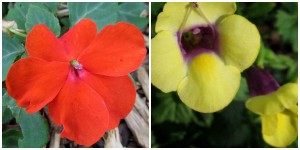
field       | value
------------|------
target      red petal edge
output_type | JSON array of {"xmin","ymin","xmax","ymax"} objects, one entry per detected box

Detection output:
[
  {"xmin": 6, "ymin": 57, "xmax": 69, "ymax": 113},
  {"xmin": 78, "ymin": 22, "xmax": 146, "ymax": 76}
]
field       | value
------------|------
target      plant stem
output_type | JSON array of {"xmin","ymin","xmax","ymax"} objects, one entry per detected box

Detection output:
[{"xmin": 8, "ymin": 28, "xmax": 27, "ymax": 38}]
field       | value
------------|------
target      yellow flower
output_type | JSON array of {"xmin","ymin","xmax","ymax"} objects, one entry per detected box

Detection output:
[
  {"xmin": 152, "ymin": 2, "xmax": 260, "ymax": 113},
  {"xmin": 246, "ymin": 83, "xmax": 298, "ymax": 147}
]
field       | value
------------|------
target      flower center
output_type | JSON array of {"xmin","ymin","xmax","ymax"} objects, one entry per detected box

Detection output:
[
  {"xmin": 178, "ymin": 25, "xmax": 218, "ymax": 61},
  {"xmin": 70, "ymin": 60, "xmax": 83, "ymax": 70}
]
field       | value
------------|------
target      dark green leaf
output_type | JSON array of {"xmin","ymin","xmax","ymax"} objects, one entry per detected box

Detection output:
[
  {"xmin": 25, "ymin": 5, "xmax": 60, "ymax": 36},
  {"xmin": 2, "ymin": 129, "xmax": 23, "ymax": 148},
  {"xmin": 2, "ymin": 104, "xmax": 13, "ymax": 124},
  {"xmin": 264, "ymin": 48, "xmax": 295, "ymax": 70},
  {"xmin": 3, "ymin": 92, "xmax": 49, "ymax": 148},
  {"xmin": 151, "ymin": 2, "xmax": 165, "ymax": 16},
  {"xmin": 276, "ymin": 10, "xmax": 298, "ymax": 52},
  {"xmin": 5, "ymin": 2, "xmax": 59, "ymax": 30},
  {"xmin": 246, "ymin": 3, "xmax": 276, "ymax": 18},
  {"xmin": 2, "ymin": 88, "xmax": 13, "ymax": 124},
  {"xmin": 2, "ymin": 32, "xmax": 24, "ymax": 81},
  {"xmin": 152, "ymin": 92, "xmax": 194, "ymax": 125},
  {"xmin": 235, "ymin": 77, "xmax": 249, "ymax": 101},
  {"xmin": 117, "ymin": 2, "xmax": 148, "ymax": 30},
  {"xmin": 68, "ymin": 2, "xmax": 118, "ymax": 31}
]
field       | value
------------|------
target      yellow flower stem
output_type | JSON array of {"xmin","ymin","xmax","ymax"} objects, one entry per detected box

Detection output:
[
  {"xmin": 192, "ymin": 3, "xmax": 216, "ymax": 39},
  {"xmin": 192, "ymin": 2, "xmax": 210, "ymax": 24},
  {"xmin": 179, "ymin": 3, "xmax": 192, "ymax": 32}
]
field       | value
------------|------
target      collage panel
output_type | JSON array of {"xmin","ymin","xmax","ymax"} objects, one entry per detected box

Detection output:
[
  {"xmin": 2, "ymin": 2, "xmax": 149, "ymax": 148},
  {"xmin": 1, "ymin": 1, "xmax": 299, "ymax": 149},
  {"xmin": 151, "ymin": 2, "xmax": 298, "ymax": 148}
]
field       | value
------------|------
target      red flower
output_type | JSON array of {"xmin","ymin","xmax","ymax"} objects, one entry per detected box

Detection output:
[{"xmin": 6, "ymin": 18, "xmax": 146, "ymax": 146}]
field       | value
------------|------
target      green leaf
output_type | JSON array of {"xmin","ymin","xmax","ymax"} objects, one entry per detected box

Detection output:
[
  {"xmin": 2, "ymin": 103, "xmax": 13, "ymax": 124},
  {"xmin": 246, "ymin": 2, "xmax": 276, "ymax": 18},
  {"xmin": 151, "ymin": 2, "xmax": 165, "ymax": 16},
  {"xmin": 117, "ymin": 2, "xmax": 148, "ymax": 30},
  {"xmin": 264, "ymin": 48, "xmax": 295, "ymax": 70},
  {"xmin": 235, "ymin": 77, "xmax": 249, "ymax": 101},
  {"xmin": 25, "ymin": 5, "xmax": 60, "ymax": 36},
  {"xmin": 2, "ymin": 32, "xmax": 25, "ymax": 81},
  {"xmin": 152, "ymin": 92, "xmax": 194, "ymax": 125},
  {"xmin": 68, "ymin": 2, "xmax": 118, "ymax": 31},
  {"xmin": 2, "ymin": 129, "xmax": 23, "ymax": 148},
  {"xmin": 2, "ymin": 88, "xmax": 13, "ymax": 124},
  {"xmin": 5, "ymin": 2, "xmax": 59, "ymax": 30},
  {"xmin": 276, "ymin": 10, "xmax": 298, "ymax": 52},
  {"xmin": 3, "ymin": 92, "xmax": 49, "ymax": 148}
]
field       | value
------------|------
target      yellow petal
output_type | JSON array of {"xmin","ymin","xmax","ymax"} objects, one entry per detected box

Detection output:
[
  {"xmin": 288, "ymin": 105, "xmax": 298, "ymax": 116},
  {"xmin": 276, "ymin": 83, "xmax": 298, "ymax": 109},
  {"xmin": 156, "ymin": 2, "xmax": 236, "ymax": 33},
  {"xmin": 263, "ymin": 111, "xmax": 298, "ymax": 147},
  {"xmin": 246, "ymin": 83, "xmax": 298, "ymax": 115},
  {"xmin": 246, "ymin": 94, "xmax": 284, "ymax": 115},
  {"xmin": 151, "ymin": 30, "xmax": 186, "ymax": 92},
  {"xmin": 218, "ymin": 14, "xmax": 260, "ymax": 72},
  {"xmin": 261, "ymin": 115, "xmax": 277, "ymax": 136},
  {"xmin": 177, "ymin": 53, "xmax": 240, "ymax": 113}
]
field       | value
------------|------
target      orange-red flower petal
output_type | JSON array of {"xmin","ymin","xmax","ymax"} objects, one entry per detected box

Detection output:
[
  {"xmin": 80, "ymin": 71, "xmax": 136, "ymax": 129},
  {"xmin": 78, "ymin": 22, "xmax": 146, "ymax": 76},
  {"xmin": 60, "ymin": 18, "xmax": 97, "ymax": 59},
  {"xmin": 26, "ymin": 25, "xmax": 69, "ymax": 62},
  {"xmin": 6, "ymin": 57, "xmax": 69, "ymax": 113},
  {"xmin": 48, "ymin": 70, "xmax": 109, "ymax": 146}
]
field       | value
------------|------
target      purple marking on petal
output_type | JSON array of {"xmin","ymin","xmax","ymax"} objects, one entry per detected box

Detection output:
[
  {"xmin": 246, "ymin": 66, "xmax": 280, "ymax": 97},
  {"xmin": 177, "ymin": 24, "xmax": 219, "ymax": 63}
]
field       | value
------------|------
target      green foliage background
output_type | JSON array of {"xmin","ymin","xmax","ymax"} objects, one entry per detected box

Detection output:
[{"xmin": 151, "ymin": 2, "xmax": 298, "ymax": 148}]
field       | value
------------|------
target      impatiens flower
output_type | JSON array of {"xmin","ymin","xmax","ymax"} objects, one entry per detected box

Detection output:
[
  {"xmin": 6, "ymin": 18, "xmax": 146, "ymax": 146},
  {"xmin": 151, "ymin": 2, "xmax": 260, "ymax": 113},
  {"xmin": 246, "ymin": 67, "xmax": 298, "ymax": 147}
]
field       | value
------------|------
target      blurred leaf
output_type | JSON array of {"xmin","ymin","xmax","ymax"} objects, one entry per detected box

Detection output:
[
  {"xmin": 246, "ymin": 2, "xmax": 276, "ymax": 18},
  {"xmin": 235, "ymin": 77, "xmax": 249, "ymax": 101},
  {"xmin": 117, "ymin": 2, "xmax": 148, "ymax": 30},
  {"xmin": 264, "ymin": 47, "xmax": 295, "ymax": 70},
  {"xmin": 59, "ymin": 17, "xmax": 70, "ymax": 35},
  {"xmin": 2, "ymin": 88, "xmax": 13, "ymax": 124},
  {"xmin": 3, "ymin": 92, "xmax": 49, "ymax": 148},
  {"xmin": 5, "ymin": 2, "xmax": 59, "ymax": 30},
  {"xmin": 2, "ymin": 32, "xmax": 25, "ymax": 81},
  {"xmin": 68, "ymin": 2, "xmax": 118, "ymax": 31},
  {"xmin": 276, "ymin": 10, "xmax": 298, "ymax": 52},
  {"xmin": 2, "ymin": 129, "xmax": 23, "ymax": 148},
  {"xmin": 281, "ymin": 3, "xmax": 298, "ymax": 15},
  {"xmin": 151, "ymin": 2, "xmax": 165, "ymax": 38},
  {"xmin": 25, "ymin": 5, "xmax": 60, "ymax": 36},
  {"xmin": 2, "ymin": 2, "xmax": 9, "ymax": 17},
  {"xmin": 151, "ymin": 2, "xmax": 165, "ymax": 16},
  {"xmin": 209, "ymin": 102, "xmax": 250, "ymax": 147},
  {"xmin": 152, "ymin": 92, "xmax": 194, "ymax": 125}
]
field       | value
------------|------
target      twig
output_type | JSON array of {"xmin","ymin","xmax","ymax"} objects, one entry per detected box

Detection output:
[
  {"xmin": 104, "ymin": 128, "xmax": 123, "ymax": 148},
  {"xmin": 49, "ymin": 132, "xmax": 61, "ymax": 148},
  {"xmin": 124, "ymin": 94, "xmax": 149, "ymax": 147},
  {"xmin": 135, "ymin": 93, "xmax": 149, "ymax": 123},
  {"xmin": 137, "ymin": 67, "xmax": 149, "ymax": 100},
  {"xmin": 57, "ymin": 9, "xmax": 69, "ymax": 17}
]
